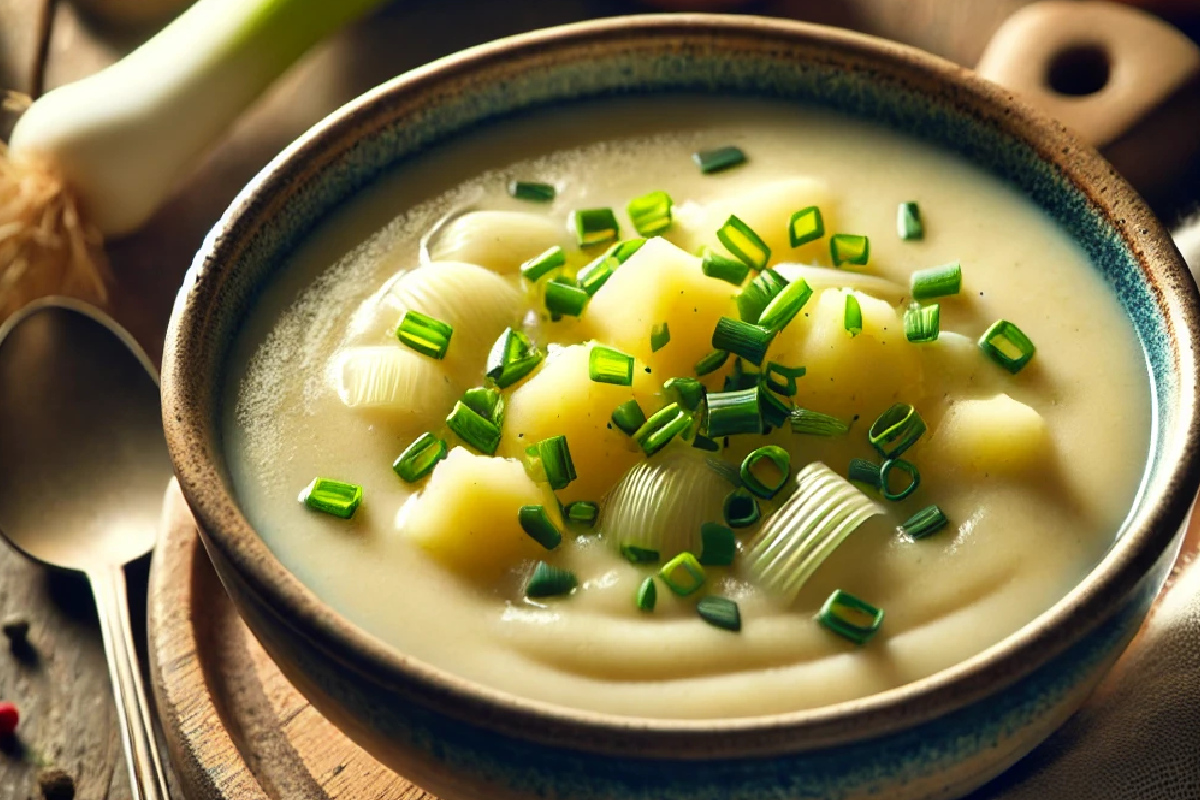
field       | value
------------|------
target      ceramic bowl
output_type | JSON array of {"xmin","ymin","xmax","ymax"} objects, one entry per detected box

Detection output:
[{"xmin": 161, "ymin": 15, "xmax": 1200, "ymax": 800}]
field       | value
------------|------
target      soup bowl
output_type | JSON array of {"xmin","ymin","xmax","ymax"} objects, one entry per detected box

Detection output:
[{"xmin": 161, "ymin": 15, "xmax": 1200, "ymax": 800}]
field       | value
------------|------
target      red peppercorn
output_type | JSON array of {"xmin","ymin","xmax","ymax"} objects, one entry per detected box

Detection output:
[{"xmin": 0, "ymin": 701, "xmax": 19, "ymax": 736}]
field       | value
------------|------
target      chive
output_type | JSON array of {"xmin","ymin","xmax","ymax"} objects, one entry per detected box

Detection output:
[
  {"xmin": 764, "ymin": 362, "xmax": 806, "ymax": 396},
  {"xmin": 446, "ymin": 400, "xmax": 501, "ymax": 454},
  {"xmin": 621, "ymin": 544, "xmax": 661, "ymax": 565},
  {"xmin": 651, "ymin": 322, "xmax": 671, "ymax": 353},
  {"xmin": 545, "ymin": 280, "xmax": 590, "ymax": 318},
  {"xmin": 758, "ymin": 277, "xmax": 813, "ymax": 334},
  {"xmin": 518, "ymin": 505, "xmax": 563, "ymax": 550},
  {"xmin": 613, "ymin": 238, "xmax": 647, "ymax": 263},
  {"xmin": 565, "ymin": 501, "xmax": 599, "ymax": 529},
  {"xmin": 698, "ymin": 522, "xmax": 737, "ymax": 566},
  {"xmin": 817, "ymin": 589, "xmax": 884, "ymax": 645},
  {"xmin": 904, "ymin": 303, "xmax": 941, "ymax": 343},
  {"xmin": 299, "ymin": 478, "xmax": 362, "ymax": 519},
  {"xmin": 843, "ymin": 294, "xmax": 863, "ymax": 337},
  {"xmin": 571, "ymin": 208, "xmax": 620, "ymax": 248},
  {"xmin": 693, "ymin": 145, "xmax": 746, "ymax": 174},
  {"xmin": 529, "ymin": 435, "xmax": 577, "ymax": 490},
  {"xmin": 392, "ymin": 432, "xmax": 447, "ymax": 483},
  {"xmin": 740, "ymin": 446, "xmax": 791, "ymax": 500},
  {"xmin": 658, "ymin": 552, "xmax": 707, "ymax": 596},
  {"xmin": 880, "ymin": 458, "xmax": 920, "ymax": 501},
  {"xmin": 694, "ymin": 349, "xmax": 731, "ymax": 377},
  {"xmin": 868, "ymin": 403, "xmax": 926, "ymax": 458},
  {"xmin": 759, "ymin": 387, "xmax": 792, "ymax": 428},
  {"xmin": 462, "ymin": 385, "xmax": 504, "ymax": 425},
  {"xmin": 627, "ymin": 190, "xmax": 674, "ymax": 236},
  {"xmin": 588, "ymin": 345, "xmax": 635, "ymax": 386},
  {"xmin": 705, "ymin": 386, "xmax": 762, "ymax": 438},
  {"xmin": 789, "ymin": 408, "xmax": 849, "ymax": 437},
  {"xmin": 525, "ymin": 561, "xmax": 576, "ymax": 598},
  {"xmin": 979, "ymin": 319, "xmax": 1037, "ymax": 373},
  {"xmin": 847, "ymin": 458, "xmax": 883, "ymax": 489},
  {"xmin": 697, "ymin": 596, "xmax": 742, "ymax": 632},
  {"xmin": 577, "ymin": 246, "xmax": 619, "ymax": 296},
  {"xmin": 396, "ymin": 310, "xmax": 453, "ymax": 359},
  {"xmin": 692, "ymin": 433, "xmax": 721, "ymax": 452},
  {"xmin": 611, "ymin": 399, "xmax": 648, "ymax": 436},
  {"xmin": 520, "ymin": 245, "xmax": 567, "ymax": 282},
  {"xmin": 711, "ymin": 317, "xmax": 773, "ymax": 366},
  {"xmin": 635, "ymin": 576, "xmax": 658, "ymax": 611},
  {"xmin": 509, "ymin": 180, "xmax": 556, "ymax": 203},
  {"xmin": 911, "ymin": 262, "xmax": 962, "ymax": 300},
  {"xmin": 717, "ymin": 215, "xmax": 771, "ymax": 270},
  {"xmin": 737, "ymin": 268, "xmax": 788, "ymax": 323},
  {"xmin": 634, "ymin": 402, "xmax": 692, "ymax": 456},
  {"xmin": 486, "ymin": 327, "xmax": 543, "ymax": 389},
  {"xmin": 701, "ymin": 248, "xmax": 751, "ymax": 285},
  {"xmin": 830, "ymin": 233, "xmax": 870, "ymax": 267},
  {"xmin": 789, "ymin": 205, "xmax": 825, "ymax": 247},
  {"xmin": 897, "ymin": 201, "xmax": 923, "ymax": 241},
  {"xmin": 724, "ymin": 358, "xmax": 760, "ymax": 392},
  {"xmin": 663, "ymin": 376, "xmax": 705, "ymax": 412},
  {"xmin": 902, "ymin": 504, "xmax": 948, "ymax": 540},
  {"xmin": 724, "ymin": 487, "xmax": 761, "ymax": 528}
]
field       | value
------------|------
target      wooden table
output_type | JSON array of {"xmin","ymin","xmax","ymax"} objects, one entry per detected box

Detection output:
[{"xmin": 2, "ymin": 1, "xmax": 1199, "ymax": 798}]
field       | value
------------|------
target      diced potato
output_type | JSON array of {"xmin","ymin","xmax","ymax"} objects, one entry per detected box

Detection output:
[
  {"xmin": 499, "ymin": 343, "xmax": 659, "ymax": 504},
  {"xmin": 585, "ymin": 237, "xmax": 738, "ymax": 382},
  {"xmin": 918, "ymin": 330, "xmax": 1004, "ymax": 396},
  {"xmin": 330, "ymin": 345, "xmax": 461, "ymax": 430},
  {"xmin": 429, "ymin": 211, "xmax": 567, "ymax": 275},
  {"xmin": 399, "ymin": 447, "xmax": 561, "ymax": 582},
  {"xmin": 925, "ymin": 394, "xmax": 1051, "ymax": 476}
]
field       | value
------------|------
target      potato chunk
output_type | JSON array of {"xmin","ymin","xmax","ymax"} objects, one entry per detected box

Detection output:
[
  {"xmin": 926, "ymin": 394, "xmax": 1051, "ymax": 476},
  {"xmin": 429, "ymin": 211, "xmax": 567, "ymax": 275},
  {"xmin": 400, "ymin": 447, "xmax": 560, "ymax": 582}
]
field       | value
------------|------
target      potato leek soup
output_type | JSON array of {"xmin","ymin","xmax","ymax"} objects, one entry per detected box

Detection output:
[{"xmin": 223, "ymin": 97, "xmax": 1150, "ymax": 719}]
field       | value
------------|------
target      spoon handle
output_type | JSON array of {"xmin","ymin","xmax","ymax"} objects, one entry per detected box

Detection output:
[{"xmin": 90, "ymin": 565, "xmax": 171, "ymax": 800}]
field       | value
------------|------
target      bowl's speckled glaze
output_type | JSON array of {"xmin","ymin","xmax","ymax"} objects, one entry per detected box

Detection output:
[{"xmin": 161, "ymin": 15, "xmax": 1200, "ymax": 800}]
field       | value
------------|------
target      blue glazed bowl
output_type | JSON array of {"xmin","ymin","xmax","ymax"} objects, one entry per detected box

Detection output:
[{"xmin": 161, "ymin": 15, "xmax": 1200, "ymax": 800}]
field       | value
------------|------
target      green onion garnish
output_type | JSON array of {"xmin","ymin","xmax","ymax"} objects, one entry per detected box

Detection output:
[
  {"xmin": 698, "ymin": 522, "xmax": 737, "ymax": 566},
  {"xmin": 701, "ymin": 248, "xmax": 751, "ymax": 285},
  {"xmin": 611, "ymin": 399, "xmax": 648, "ymax": 436},
  {"xmin": 627, "ymin": 190, "xmax": 674, "ymax": 237},
  {"xmin": 789, "ymin": 205, "xmax": 825, "ymax": 247},
  {"xmin": 830, "ymin": 233, "xmax": 870, "ymax": 267},
  {"xmin": 588, "ymin": 345, "xmax": 635, "ymax": 386},
  {"xmin": 577, "ymin": 246, "xmax": 619, "ymax": 296},
  {"xmin": 897, "ymin": 201, "xmax": 923, "ymax": 241},
  {"xmin": 902, "ymin": 504, "xmax": 948, "ymax": 540},
  {"xmin": 717, "ymin": 215, "xmax": 771, "ymax": 271},
  {"xmin": 910, "ymin": 262, "xmax": 962, "ymax": 300},
  {"xmin": 880, "ymin": 458, "xmax": 920, "ymax": 501},
  {"xmin": 724, "ymin": 487, "xmax": 761, "ymax": 528},
  {"xmin": 694, "ymin": 349, "xmax": 731, "ymax": 377},
  {"xmin": 565, "ymin": 501, "xmax": 599, "ymax": 529},
  {"xmin": 764, "ymin": 362, "xmax": 806, "ymax": 396},
  {"xmin": 396, "ymin": 310, "xmax": 453, "ymax": 359},
  {"xmin": 528, "ymin": 435, "xmax": 577, "ymax": 490},
  {"xmin": 663, "ymin": 376, "xmax": 705, "ymax": 412},
  {"xmin": 486, "ymin": 327, "xmax": 543, "ymax": 389},
  {"xmin": 724, "ymin": 358, "xmax": 760, "ymax": 392},
  {"xmin": 634, "ymin": 402, "xmax": 692, "ymax": 456},
  {"xmin": 392, "ymin": 432, "xmax": 447, "ymax": 484},
  {"xmin": 758, "ymin": 277, "xmax": 813, "ymax": 334},
  {"xmin": 904, "ymin": 303, "xmax": 940, "ymax": 343},
  {"xmin": 651, "ymin": 322, "xmax": 672, "ymax": 353},
  {"xmin": 705, "ymin": 386, "xmax": 763, "ymax": 438},
  {"xmin": 462, "ymin": 385, "xmax": 504, "ymax": 426},
  {"xmin": 636, "ymin": 577, "xmax": 657, "ymax": 612},
  {"xmin": 692, "ymin": 434, "xmax": 721, "ymax": 452},
  {"xmin": 759, "ymin": 388, "xmax": 792, "ymax": 429},
  {"xmin": 613, "ymin": 238, "xmax": 647, "ymax": 262},
  {"xmin": 520, "ymin": 245, "xmax": 567, "ymax": 282},
  {"xmin": 693, "ymin": 145, "xmax": 746, "ymax": 174},
  {"xmin": 299, "ymin": 478, "xmax": 362, "ymax": 519},
  {"xmin": 571, "ymin": 208, "xmax": 620, "ymax": 248},
  {"xmin": 658, "ymin": 552, "xmax": 707, "ymax": 596},
  {"xmin": 711, "ymin": 317, "xmax": 773, "ymax": 366},
  {"xmin": 817, "ymin": 589, "xmax": 884, "ymax": 645},
  {"xmin": 697, "ymin": 596, "xmax": 742, "ymax": 632},
  {"xmin": 789, "ymin": 408, "xmax": 849, "ymax": 437},
  {"xmin": 621, "ymin": 545, "xmax": 662, "ymax": 565},
  {"xmin": 508, "ymin": 180, "xmax": 556, "ymax": 203},
  {"xmin": 525, "ymin": 561, "xmax": 576, "ymax": 598},
  {"xmin": 868, "ymin": 403, "xmax": 926, "ymax": 458},
  {"xmin": 737, "ymin": 268, "xmax": 788, "ymax": 323},
  {"xmin": 741, "ymin": 446, "xmax": 792, "ymax": 500},
  {"xmin": 544, "ymin": 279, "xmax": 590, "ymax": 318},
  {"xmin": 843, "ymin": 294, "xmax": 863, "ymax": 337},
  {"xmin": 518, "ymin": 505, "xmax": 563, "ymax": 550},
  {"xmin": 446, "ymin": 400, "xmax": 501, "ymax": 455},
  {"xmin": 979, "ymin": 319, "xmax": 1037, "ymax": 373},
  {"xmin": 847, "ymin": 458, "xmax": 883, "ymax": 489}
]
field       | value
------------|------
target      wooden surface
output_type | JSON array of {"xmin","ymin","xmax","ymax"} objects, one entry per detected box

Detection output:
[{"xmin": 3, "ymin": 1, "xmax": 1200, "ymax": 799}]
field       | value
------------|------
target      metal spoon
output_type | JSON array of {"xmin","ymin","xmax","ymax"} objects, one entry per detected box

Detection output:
[{"xmin": 0, "ymin": 297, "xmax": 171, "ymax": 800}]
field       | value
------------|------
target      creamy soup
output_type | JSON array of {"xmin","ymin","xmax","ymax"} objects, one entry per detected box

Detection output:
[{"xmin": 223, "ymin": 97, "xmax": 1150, "ymax": 719}]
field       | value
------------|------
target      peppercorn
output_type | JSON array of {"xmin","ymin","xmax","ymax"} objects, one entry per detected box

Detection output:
[
  {"xmin": 0, "ymin": 701, "xmax": 18, "ymax": 737},
  {"xmin": 38, "ymin": 768, "xmax": 76, "ymax": 800}
]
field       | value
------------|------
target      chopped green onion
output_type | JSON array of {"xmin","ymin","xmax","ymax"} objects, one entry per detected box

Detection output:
[
  {"xmin": 588, "ymin": 345, "xmax": 635, "ymax": 386},
  {"xmin": 392, "ymin": 432, "xmax": 447, "ymax": 483},
  {"xmin": 627, "ymin": 190, "xmax": 674, "ymax": 236},
  {"xmin": 634, "ymin": 402, "xmax": 692, "ymax": 456},
  {"xmin": 904, "ymin": 303, "xmax": 940, "ymax": 343},
  {"xmin": 446, "ymin": 400, "xmax": 501, "ymax": 454},
  {"xmin": 525, "ymin": 561, "xmax": 576, "ymax": 598},
  {"xmin": 462, "ymin": 385, "xmax": 504, "ymax": 425},
  {"xmin": 737, "ymin": 269, "xmax": 788, "ymax": 323},
  {"xmin": 486, "ymin": 327, "xmax": 543, "ymax": 389},
  {"xmin": 611, "ymin": 399, "xmax": 648, "ymax": 436},
  {"xmin": 520, "ymin": 245, "xmax": 567, "ymax": 282},
  {"xmin": 868, "ymin": 403, "xmax": 927, "ymax": 458},
  {"xmin": 902, "ymin": 505, "xmax": 948, "ymax": 540},
  {"xmin": 979, "ymin": 319, "xmax": 1037, "ymax": 373},
  {"xmin": 724, "ymin": 358, "xmax": 760, "ymax": 392},
  {"xmin": 830, "ymin": 233, "xmax": 870, "ymax": 267},
  {"xmin": 897, "ymin": 201, "xmax": 923, "ymax": 241},
  {"xmin": 613, "ymin": 238, "xmax": 647, "ymax": 262},
  {"xmin": 508, "ymin": 180, "xmax": 556, "ymax": 203},
  {"xmin": 843, "ymin": 294, "xmax": 863, "ymax": 337},
  {"xmin": 717, "ymin": 215, "xmax": 772, "ymax": 270},
  {"xmin": 701, "ymin": 248, "xmax": 751, "ymax": 285},
  {"xmin": 396, "ymin": 310, "xmax": 453, "ymax": 359},
  {"xmin": 571, "ymin": 207, "xmax": 620, "ymax": 248},
  {"xmin": 565, "ymin": 501, "xmax": 600, "ymax": 529},
  {"xmin": 847, "ymin": 458, "xmax": 883, "ymax": 489},
  {"xmin": 697, "ymin": 596, "xmax": 742, "ymax": 632},
  {"xmin": 693, "ymin": 145, "xmax": 746, "ymax": 174},
  {"xmin": 711, "ymin": 317, "xmax": 773, "ymax": 366},
  {"xmin": 528, "ymin": 435, "xmax": 577, "ymax": 490},
  {"xmin": 789, "ymin": 205, "xmax": 825, "ymax": 247},
  {"xmin": 621, "ymin": 545, "xmax": 661, "ymax": 565},
  {"xmin": 663, "ymin": 376, "xmax": 705, "ymax": 412},
  {"xmin": 651, "ymin": 322, "xmax": 672, "ymax": 353},
  {"xmin": 545, "ymin": 280, "xmax": 590, "ymax": 318},
  {"xmin": 577, "ymin": 246, "xmax": 619, "ymax": 296},
  {"xmin": 658, "ymin": 552, "xmax": 707, "ymax": 596},
  {"xmin": 705, "ymin": 386, "xmax": 763, "ymax": 438},
  {"xmin": 789, "ymin": 408, "xmax": 849, "ymax": 437},
  {"xmin": 724, "ymin": 487, "xmax": 761, "ymax": 528},
  {"xmin": 518, "ymin": 505, "xmax": 563, "ymax": 550},
  {"xmin": 636, "ymin": 577, "xmax": 658, "ymax": 611},
  {"xmin": 910, "ymin": 262, "xmax": 962, "ymax": 300},
  {"xmin": 694, "ymin": 349, "xmax": 730, "ymax": 377},
  {"xmin": 741, "ymin": 446, "xmax": 792, "ymax": 499},
  {"xmin": 758, "ymin": 277, "xmax": 813, "ymax": 334},
  {"xmin": 759, "ymin": 387, "xmax": 792, "ymax": 429},
  {"xmin": 698, "ymin": 522, "xmax": 737, "ymax": 566},
  {"xmin": 817, "ymin": 589, "xmax": 884, "ymax": 645},
  {"xmin": 299, "ymin": 478, "xmax": 362, "ymax": 519},
  {"xmin": 764, "ymin": 362, "xmax": 806, "ymax": 396},
  {"xmin": 880, "ymin": 458, "xmax": 920, "ymax": 501},
  {"xmin": 692, "ymin": 434, "xmax": 721, "ymax": 452}
]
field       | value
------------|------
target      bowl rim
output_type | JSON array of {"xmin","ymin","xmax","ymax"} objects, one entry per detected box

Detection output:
[{"xmin": 162, "ymin": 13, "xmax": 1200, "ymax": 757}]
